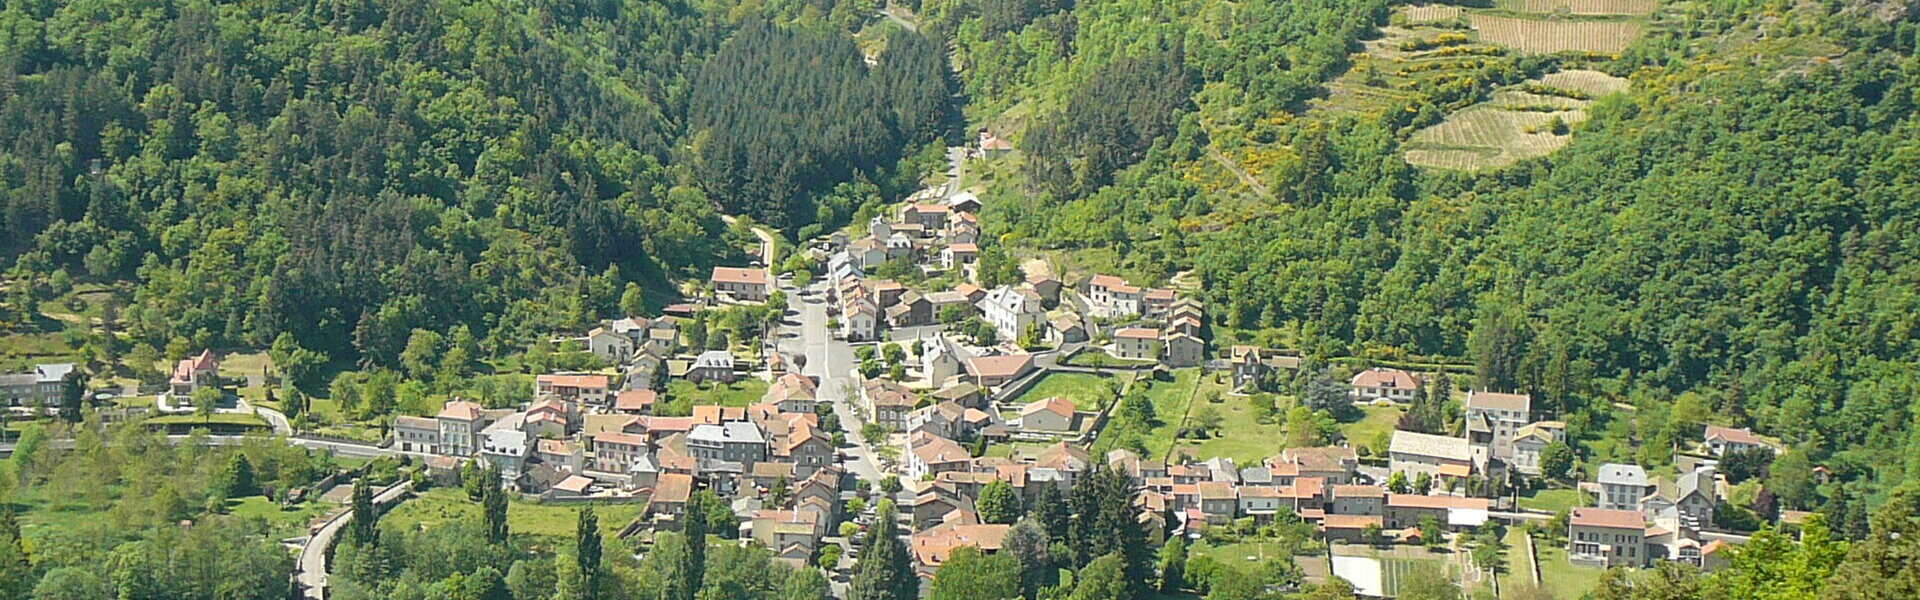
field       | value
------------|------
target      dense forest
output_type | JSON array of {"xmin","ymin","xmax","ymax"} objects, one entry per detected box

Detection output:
[{"xmin": 0, "ymin": 0, "xmax": 952, "ymax": 370}]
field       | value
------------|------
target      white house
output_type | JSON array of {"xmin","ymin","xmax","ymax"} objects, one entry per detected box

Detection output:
[
  {"xmin": 1596, "ymin": 463, "xmax": 1651, "ymax": 511},
  {"xmin": 978, "ymin": 286, "xmax": 1044, "ymax": 342}
]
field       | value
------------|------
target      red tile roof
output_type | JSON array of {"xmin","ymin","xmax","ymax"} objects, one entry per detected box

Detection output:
[
  {"xmin": 711, "ymin": 266, "xmax": 769, "ymax": 286},
  {"xmin": 1571, "ymin": 507, "xmax": 1645, "ymax": 530}
]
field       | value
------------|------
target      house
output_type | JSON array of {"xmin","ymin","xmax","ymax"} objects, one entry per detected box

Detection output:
[
  {"xmin": 848, "ymin": 238, "xmax": 889, "ymax": 268},
  {"xmin": 965, "ymin": 354, "xmax": 1034, "ymax": 389},
  {"xmin": 764, "ymin": 373, "xmax": 820, "ymax": 414},
  {"xmin": 1112, "ymin": 328, "xmax": 1160, "ymax": 361},
  {"xmin": 903, "ymin": 203, "xmax": 950, "ymax": 231},
  {"xmin": 1321, "ymin": 515, "xmax": 1385, "ymax": 543},
  {"xmin": 887, "ymin": 291, "xmax": 934, "ymax": 328},
  {"xmin": 1049, "ymin": 316, "xmax": 1087, "ymax": 345},
  {"xmin": 593, "ymin": 432, "xmax": 650, "ymax": 474},
  {"xmin": 1085, "ymin": 275, "xmax": 1144, "ymax": 318},
  {"xmin": 1389, "ymin": 431, "xmax": 1476, "ymax": 480},
  {"xmin": 1465, "ymin": 391, "xmax": 1532, "ymax": 459},
  {"xmin": 711, "ymin": 267, "xmax": 771, "ymax": 302},
  {"xmin": 651, "ymin": 473, "xmax": 695, "ymax": 517},
  {"xmin": 169, "ymin": 349, "xmax": 220, "ymax": 398},
  {"xmin": 1025, "ymin": 275, "xmax": 1062, "ymax": 304},
  {"xmin": 1349, "ymin": 368, "xmax": 1420, "ymax": 402},
  {"xmin": 910, "ymin": 523, "xmax": 1011, "ymax": 574},
  {"xmin": 1239, "ymin": 487, "xmax": 1285, "ymax": 521},
  {"xmin": 947, "ymin": 191, "xmax": 983, "ymax": 214},
  {"xmin": 1164, "ymin": 332, "xmax": 1204, "ymax": 368},
  {"xmin": 1704, "ymin": 426, "xmax": 1780, "ymax": 456},
  {"xmin": 1019, "ymin": 396, "xmax": 1076, "ymax": 432},
  {"xmin": 922, "ymin": 335, "xmax": 964, "ymax": 386},
  {"xmin": 524, "ymin": 398, "xmax": 574, "ymax": 437},
  {"xmin": 932, "ymin": 382, "xmax": 985, "ymax": 410},
  {"xmin": 776, "ymin": 423, "xmax": 834, "ymax": 475},
  {"xmin": 536, "ymin": 439, "xmax": 586, "ymax": 473},
  {"xmin": 1672, "ymin": 467, "xmax": 1718, "ymax": 529},
  {"xmin": 752, "ymin": 508, "xmax": 824, "ymax": 555},
  {"xmin": 1141, "ymin": 288, "xmax": 1178, "ymax": 319},
  {"xmin": 978, "ymin": 286, "xmax": 1045, "ymax": 342},
  {"xmin": 1277, "ymin": 446, "xmax": 1361, "ymax": 485},
  {"xmin": 394, "ymin": 416, "xmax": 439, "ymax": 453},
  {"xmin": 942, "ymin": 244, "xmax": 978, "ymax": 270},
  {"xmin": 977, "ymin": 130, "xmax": 1013, "ymax": 158},
  {"xmin": 689, "ymin": 422, "xmax": 769, "ymax": 466},
  {"xmin": 1197, "ymin": 481, "xmax": 1238, "ymax": 524},
  {"xmin": 1330, "ymin": 485, "xmax": 1387, "ymax": 516},
  {"xmin": 863, "ymin": 378, "xmax": 918, "ymax": 431},
  {"xmin": 0, "ymin": 363, "xmax": 73, "ymax": 408},
  {"xmin": 548, "ymin": 475, "xmax": 595, "ymax": 499},
  {"xmin": 480, "ymin": 426, "xmax": 534, "ymax": 488},
  {"xmin": 1168, "ymin": 314, "xmax": 1203, "ymax": 339},
  {"xmin": 614, "ymin": 389, "xmax": 659, "ymax": 415},
  {"xmin": 1510, "ymin": 421, "xmax": 1566, "ymax": 476},
  {"xmin": 536, "ymin": 374, "xmax": 611, "ymax": 406},
  {"xmin": 436, "ymin": 400, "xmax": 490, "ymax": 457},
  {"xmin": 843, "ymin": 301, "xmax": 881, "ymax": 342},
  {"xmin": 1569, "ymin": 508, "xmax": 1649, "ymax": 568},
  {"xmin": 688, "ymin": 350, "xmax": 737, "ymax": 383},
  {"xmin": 908, "ymin": 401, "xmax": 969, "ymax": 440},
  {"xmin": 907, "ymin": 432, "xmax": 973, "ymax": 479},
  {"xmin": 1597, "ymin": 463, "xmax": 1651, "ymax": 511},
  {"xmin": 1384, "ymin": 494, "xmax": 1490, "ymax": 530},
  {"xmin": 1230, "ymin": 346, "xmax": 1301, "ymax": 389},
  {"xmin": 581, "ymin": 328, "xmax": 634, "ymax": 365}
]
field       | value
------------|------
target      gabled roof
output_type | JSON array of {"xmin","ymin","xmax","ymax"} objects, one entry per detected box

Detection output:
[
  {"xmin": 1704, "ymin": 425, "xmax": 1771, "ymax": 447},
  {"xmin": 438, "ymin": 400, "xmax": 485, "ymax": 421},
  {"xmin": 653, "ymin": 473, "xmax": 693, "ymax": 504},
  {"xmin": 615, "ymin": 389, "xmax": 659, "ymax": 412},
  {"xmin": 1021, "ymin": 396, "xmax": 1075, "ymax": 420},
  {"xmin": 1571, "ymin": 507, "xmax": 1645, "ymax": 530},
  {"xmin": 1390, "ymin": 431, "xmax": 1471, "ymax": 462},
  {"xmin": 1466, "ymin": 390, "xmax": 1531, "ymax": 413},
  {"xmin": 1114, "ymin": 327, "xmax": 1159, "ymax": 340},
  {"xmin": 711, "ymin": 266, "xmax": 769, "ymax": 286},
  {"xmin": 538, "ymin": 374, "xmax": 610, "ymax": 389},
  {"xmin": 1597, "ymin": 463, "xmax": 1649, "ymax": 487},
  {"xmin": 966, "ymin": 354, "xmax": 1033, "ymax": 379}
]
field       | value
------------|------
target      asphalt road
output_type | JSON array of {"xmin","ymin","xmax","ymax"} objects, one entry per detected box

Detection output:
[
  {"xmin": 781, "ymin": 281, "xmax": 888, "ymax": 485},
  {"xmin": 298, "ymin": 480, "xmax": 413, "ymax": 600}
]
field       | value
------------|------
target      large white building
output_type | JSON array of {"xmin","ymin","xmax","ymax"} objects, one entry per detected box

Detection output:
[
  {"xmin": 978, "ymin": 286, "xmax": 1044, "ymax": 342},
  {"xmin": 1596, "ymin": 463, "xmax": 1651, "ymax": 511}
]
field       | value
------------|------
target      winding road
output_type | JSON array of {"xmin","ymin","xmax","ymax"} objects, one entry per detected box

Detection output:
[{"xmin": 298, "ymin": 480, "xmax": 414, "ymax": 600}]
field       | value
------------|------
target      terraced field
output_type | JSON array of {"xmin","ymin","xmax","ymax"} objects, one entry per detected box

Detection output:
[
  {"xmin": 1468, "ymin": 14, "xmax": 1644, "ymax": 54},
  {"xmin": 1402, "ymin": 4, "xmax": 1464, "ymax": 23},
  {"xmin": 1499, "ymin": 0, "xmax": 1656, "ymax": 15},
  {"xmin": 1404, "ymin": 70, "xmax": 1628, "ymax": 170}
]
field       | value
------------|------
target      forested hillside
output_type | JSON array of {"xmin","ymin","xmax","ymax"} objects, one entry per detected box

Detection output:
[
  {"xmin": 926, "ymin": 0, "xmax": 1920, "ymax": 504},
  {"xmin": 0, "ymin": 0, "xmax": 950, "ymax": 368}
]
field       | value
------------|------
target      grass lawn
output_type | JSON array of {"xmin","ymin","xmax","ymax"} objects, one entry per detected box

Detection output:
[
  {"xmin": 1499, "ymin": 528, "xmax": 1542, "ymax": 599},
  {"xmin": 1194, "ymin": 540, "xmax": 1301, "ymax": 571},
  {"xmin": 218, "ymin": 351, "xmax": 273, "ymax": 381},
  {"xmin": 382, "ymin": 488, "xmax": 645, "ymax": 543},
  {"xmin": 1519, "ymin": 489, "xmax": 1586, "ymax": 514},
  {"xmin": 1340, "ymin": 403, "xmax": 1406, "ymax": 457},
  {"xmin": 113, "ymin": 395, "xmax": 157, "ymax": 408},
  {"xmin": 668, "ymin": 378, "xmax": 771, "ymax": 408},
  {"xmin": 225, "ymin": 495, "xmax": 333, "ymax": 538},
  {"xmin": 1093, "ymin": 369, "xmax": 1200, "ymax": 459},
  {"xmin": 0, "ymin": 332, "xmax": 80, "ymax": 368},
  {"xmin": 1063, "ymin": 349, "xmax": 1155, "ymax": 369},
  {"xmin": 1533, "ymin": 542, "xmax": 1605, "ymax": 600},
  {"xmin": 1007, "ymin": 372, "xmax": 1120, "ymax": 411},
  {"xmin": 1173, "ymin": 380, "xmax": 1282, "ymax": 464}
]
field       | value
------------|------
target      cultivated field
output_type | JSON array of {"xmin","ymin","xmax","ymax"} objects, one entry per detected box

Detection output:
[
  {"xmin": 1403, "ymin": 4, "xmax": 1464, "ymax": 23},
  {"xmin": 1541, "ymin": 69, "xmax": 1631, "ymax": 95},
  {"xmin": 1499, "ymin": 0, "xmax": 1657, "ymax": 15},
  {"xmin": 1469, "ymin": 14, "xmax": 1644, "ymax": 53},
  {"xmin": 1404, "ymin": 105, "xmax": 1576, "ymax": 169}
]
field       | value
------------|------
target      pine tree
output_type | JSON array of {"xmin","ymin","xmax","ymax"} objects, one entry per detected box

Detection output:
[
  {"xmin": 572, "ymin": 507, "xmax": 602, "ymax": 600},
  {"xmin": 1068, "ymin": 467, "xmax": 1149, "ymax": 594},
  {"xmin": 977, "ymin": 480, "xmax": 1022, "ymax": 525},
  {"xmin": 1158, "ymin": 536, "xmax": 1187, "ymax": 593},
  {"xmin": 219, "ymin": 453, "xmax": 259, "ymax": 498},
  {"xmin": 483, "ymin": 465, "xmax": 509, "ymax": 545},
  {"xmin": 348, "ymin": 477, "xmax": 378, "ymax": 547},
  {"xmin": 849, "ymin": 501, "xmax": 916, "ymax": 600},
  {"xmin": 669, "ymin": 494, "xmax": 707, "ymax": 600},
  {"xmin": 1032, "ymin": 484, "xmax": 1071, "ymax": 539}
]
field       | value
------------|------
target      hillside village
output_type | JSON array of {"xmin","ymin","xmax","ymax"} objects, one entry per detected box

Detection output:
[
  {"xmin": 0, "ymin": 122, "xmax": 1829, "ymax": 599},
  {"xmin": 0, "ymin": 131, "xmax": 1813, "ymax": 600}
]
